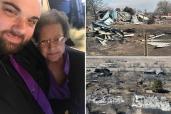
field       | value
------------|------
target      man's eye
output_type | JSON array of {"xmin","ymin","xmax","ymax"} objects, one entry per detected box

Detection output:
[
  {"xmin": 3, "ymin": 7, "xmax": 17, "ymax": 17},
  {"xmin": 28, "ymin": 19, "xmax": 38, "ymax": 27}
]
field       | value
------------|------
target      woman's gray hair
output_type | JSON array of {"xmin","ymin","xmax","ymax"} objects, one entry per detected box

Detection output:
[{"xmin": 33, "ymin": 9, "xmax": 70, "ymax": 43}]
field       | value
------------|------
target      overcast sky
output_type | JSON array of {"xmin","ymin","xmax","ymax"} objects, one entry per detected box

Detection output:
[{"xmin": 103, "ymin": 0, "xmax": 171, "ymax": 12}]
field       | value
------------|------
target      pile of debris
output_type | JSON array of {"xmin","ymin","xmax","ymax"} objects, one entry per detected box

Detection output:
[
  {"xmin": 143, "ymin": 68, "xmax": 165, "ymax": 76},
  {"xmin": 87, "ymin": 9, "xmax": 142, "ymax": 46},
  {"xmin": 87, "ymin": 88, "xmax": 124, "ymax": 105},
  {"xmin": 132, "ymin": 94, "xmax": 171, "ymax": 111},
  {"xmin": 88, "ymin": 9, "xmax": 171, "ymax": 48},
  {"xmin": 87, "ymin": 21, "xmax": 135, "ymax": 46},
  {"xmin": 155, "ymin": 15, "xmax": 171, "ymax": 24},
  {"xmin": 141, "ymin": 33, "xmax": 171, "ymax": 48},
  {"xmin": 97, "ymin": 10, "xmax": 149, "ymax": 26}
]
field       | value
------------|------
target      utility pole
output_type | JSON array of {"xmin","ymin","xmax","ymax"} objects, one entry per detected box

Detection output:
[{"xmin": 144, "ymin": 31, "xmax": 148, "ymax": 56}]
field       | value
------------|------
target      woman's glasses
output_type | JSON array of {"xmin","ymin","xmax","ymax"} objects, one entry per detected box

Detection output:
[{"xmin": 39, "ymin": 36, "xmax": 66, "ymax": 48}]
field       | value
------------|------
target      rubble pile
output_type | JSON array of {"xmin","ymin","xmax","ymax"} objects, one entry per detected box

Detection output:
[
  {"xmin": 132, "ymin": 94, "xmax": 171, "ymax": 111},
  {"xmin": 88, "ymin": 21, "xmax": 135, "ymax": 46},
  {"xmin": 87, "ymin": 9, "xmax": 171, "ymax": 48},
  {"xmin": 97, "ymin": 10, "xmax": 149, "ymax": 25},
  {"xmin": 142, "ymin": 33, "xmax": 171, "ymax": 48},
  {"xmin": 87, "ymin": 88, "xmax": 124, "ymax": 105}
]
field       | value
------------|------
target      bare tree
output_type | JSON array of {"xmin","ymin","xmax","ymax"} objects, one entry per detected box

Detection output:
[
  {"xmin": 87, "ymin": 0, "xmax": 104, "ymax": 20},
  {"xmin": 123, "ymin": 6, "xmax": 136, "ymax": 15},
  {"xmin": 115, "ymin": 8, "xmax": 121, "ymax": 12},
  {"xmin": 154, "ymin": 0, "xmax": 171, "ymax": 15}
]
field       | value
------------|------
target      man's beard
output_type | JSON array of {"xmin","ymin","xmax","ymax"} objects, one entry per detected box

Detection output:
[{"xmin": 0, "ymin": 30, "xmax": 28, "ymax": 55}]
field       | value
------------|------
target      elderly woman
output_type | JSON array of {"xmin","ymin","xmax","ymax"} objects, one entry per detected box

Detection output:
[{"xmin": 33, "ymin": 9, "xmax": 85, "ymax": 114}]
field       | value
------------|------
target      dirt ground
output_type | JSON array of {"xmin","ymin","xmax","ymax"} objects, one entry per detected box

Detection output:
[{"xmin": 87, "ymin": 24, "xmax": 171, "ymax": 56}]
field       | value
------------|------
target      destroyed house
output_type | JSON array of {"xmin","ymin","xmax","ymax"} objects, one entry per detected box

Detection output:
[
  {"xmin": 96, "ymin": 9, "xmax": 149, "ymax": 25},
  {"xmin": 117, "ymin": 11, "xmax": 132, "ymax": 22},
  {"xmin": 97, "ymin": 10, "xmax": 117, "ymax": 21},
  {"xmin": 97, "ymin": 10, "xmax": 131, "ymax": 23}
]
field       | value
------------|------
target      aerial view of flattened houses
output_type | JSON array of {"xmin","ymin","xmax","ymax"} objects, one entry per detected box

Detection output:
[{"xmin": 86, "ymin": 57, "xmax": 171, "ymax": 114}]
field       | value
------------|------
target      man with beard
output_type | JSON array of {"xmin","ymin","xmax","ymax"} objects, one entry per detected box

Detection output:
[{"xmin": 0, "ymin": 0, "xmax": 54, "ymax": 114}]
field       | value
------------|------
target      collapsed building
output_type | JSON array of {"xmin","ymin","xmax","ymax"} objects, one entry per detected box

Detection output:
[
  {"xmin": 155, "ymin": 14, "xmax": 171, "ymax": 24},
  {"xmin": 87, "ymin": 9, "xmax": 149, "ymax": 46},
  {"xmin": 87, "ymin": 87, "xmax": 124, "ymax": 105},
  {"xmin": 88, "ymin": 21, "xmax": 135, "ymax": 46},
  {"xmin": 88, "ymin": 10, "xmax": 171, "ymax": 48},
  {"xmin": 97, "ymin": 10, "xmax": 149, "ymax": 26}
]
